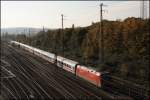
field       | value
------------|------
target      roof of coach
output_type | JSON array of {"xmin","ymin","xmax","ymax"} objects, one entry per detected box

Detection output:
[
  {"xmin": 11, "ymin": 41, "xmax": 55, "ymax": 58},
  {"xmin": 24, "ymin": 45, "xmax": 55, "ymax": 58},
  {"xmin": 40, "ymin": 50, "xmax": 55, "ymax": 58},
  {"xmin": 63, "ymin": 58, "xmax": 78, "ymax": 67},
  {"xmin": 34, "ymin": 47, "xmax": 43, "ymax": 53},
  {"xmin": 57, "ymin": 56, "xmax": 66, "ymax": 62},
  {"xmin": 11, "ymin": 41, "xmax": 19, "ymax": 44},
  {"xmin": 10, "ymin": 40, "xmax": 17, "ymax": 43},
  {"xmin": 10, "ymin": 41, "xmax": 14, "ymax": 43},
  {"xmin": 23, "ymin": 44, "xmax": 34, "ymax": 50}
]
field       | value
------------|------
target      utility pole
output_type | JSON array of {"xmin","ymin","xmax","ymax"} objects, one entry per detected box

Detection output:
[
  {"xmin": 140, "ymin": 0, "xmax": 147, "ymax": 19},
  {"xmin": 99, "ymin": 3, "xmax": 104, "ymax": 63},
  {"xmin": 23, "ymin": 29, "xmax": 26, "ymax": 43},
  {"xmin": 24, "ymin": 29, "xmax": 26, "ymax": 34},
  {"xmin": 61, "ymin": 14, "xmax": 64, "ymax": 57},
  {"xmin": 54, "ymin": 33, "xmax": 57, "ymax": 65},
  {"xmin": 29, "ymin": 28, "xmax": 31, "ymax": 45},
  {"xmin": 43, "ymin": 26, "xmax": 45, "ymax": 32}
]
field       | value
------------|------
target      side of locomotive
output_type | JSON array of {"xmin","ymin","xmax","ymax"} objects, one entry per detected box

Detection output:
[{"xmin": 76, "ymin": 65, "xmax": 101, "ymax": 87}]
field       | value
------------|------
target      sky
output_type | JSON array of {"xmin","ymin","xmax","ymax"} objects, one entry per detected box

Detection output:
[{"xmin": 1, "ymin": 1, "xmax": 149, "ymax": 29}]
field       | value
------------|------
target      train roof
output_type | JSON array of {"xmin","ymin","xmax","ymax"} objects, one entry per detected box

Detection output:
[
  {"xmin": 11, "ymin": 41, "xmax": 55, "ymax": 58},
  {"xmin": 57, "ymin": 56, "xmax": 66, "ymax": 62},
  {"xmin": 57, "ymin": 56, "xmax": 78, "ymax": 67},
  {"xmin": 63, "ymin": 58, "xmax": 78, "ymax": 67},
  {"xmin": 33, "ymin": 47, "xmax": 42, "ymax": 52},
  {"xmin": 41, "ymin": 50, "xmax": 55, "ymax": 58},
  {"xmin": 11, "ymin": 41, "xmax": 19, "ymax": 44}
]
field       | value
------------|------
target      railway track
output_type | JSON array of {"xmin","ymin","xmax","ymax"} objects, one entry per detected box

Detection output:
[
  {"xmin": 13, "ymin": 44, "xmax": 103, "ymax": 99},
  {"xmin": 19, "ymin": 44, "xmax": 131, "ymax": 100},
  {"xmin": 1, "ymin": 42, "xmax": 135, "ymax": 100},
  {"xmin": 102, "ymin": 75, "xmax": 149, "ymax": 100},
  {"xmin": 1, "ymin": 42, "xmax": 104, "ymax": 100}
]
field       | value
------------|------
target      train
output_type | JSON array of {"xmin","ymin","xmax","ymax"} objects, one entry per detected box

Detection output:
[{"xmin": 10, "ymin": 41, "xmax": 108, "ymax": 88}]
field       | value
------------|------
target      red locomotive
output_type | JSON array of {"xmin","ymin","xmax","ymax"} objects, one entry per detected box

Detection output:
[{"xmin": 76, "ymin": 65, "xmax": 101, "ymax": 87}]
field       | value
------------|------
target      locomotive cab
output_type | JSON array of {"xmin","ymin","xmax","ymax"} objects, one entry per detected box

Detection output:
[
  {"xmin": 76, "ymin": 65, "xmax": 102, "ymax": 87},
  {"xmin": 100, "ymin": 71, "xmax": 110, "ymax": 87}
]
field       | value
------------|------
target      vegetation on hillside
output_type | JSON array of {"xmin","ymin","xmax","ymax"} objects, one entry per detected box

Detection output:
[{"xmin": 15, "ymin": 17, "xmax": 150, "ymax": 86}]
